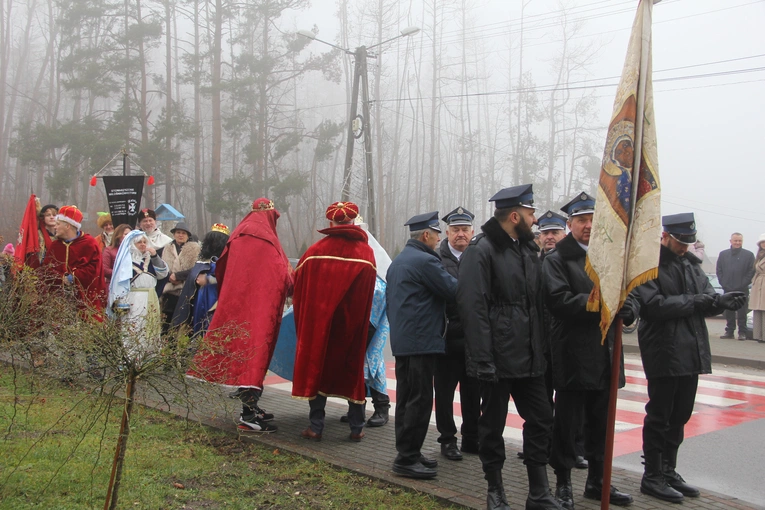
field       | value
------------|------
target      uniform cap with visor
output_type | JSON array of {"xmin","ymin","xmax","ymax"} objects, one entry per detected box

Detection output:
[
  {"xmin": 537, "ymin": 210, "xmax": 567, "ymax": 231},
  {"xmin": 405, "ymin": 211, "xmax": 441, "ymax": 233},
  {"xmin": 662, "ymin": 212, "xmax": 697, "ymax": 245},
  {"xmin": 560, "ymin": 192, "xmax": 596, "ymax": 217},
  {"xmin": 489, "ymin": 184, "xmax": 535, "ymax": 210},
  {"xmin": 442, "ymin": 206, "xmax": 474, "ymax": 226}
]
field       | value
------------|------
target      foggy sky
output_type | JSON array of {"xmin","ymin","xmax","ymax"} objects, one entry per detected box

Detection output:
[{"xmin": 289, "ymin": 0, "xmax": 765, "ymax": 258}]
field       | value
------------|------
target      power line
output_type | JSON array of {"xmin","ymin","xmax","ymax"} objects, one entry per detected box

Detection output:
[
  {"xmin": 662, "ymin": 199, "xmax": 765, "ymax": 225},
  {"xmin": 372, "ymin": 66, "xmax": 765, "ymax": 105}
]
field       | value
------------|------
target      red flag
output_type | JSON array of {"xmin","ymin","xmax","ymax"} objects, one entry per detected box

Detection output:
[{"xmin": 15, "ymin": 194, "xmax": 41, "ymax": 268}]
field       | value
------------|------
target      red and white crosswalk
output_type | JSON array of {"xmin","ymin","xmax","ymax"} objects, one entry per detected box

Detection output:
[{"xmin": 263, "ymin": 354, "xmax": 765, "ymax": 457}]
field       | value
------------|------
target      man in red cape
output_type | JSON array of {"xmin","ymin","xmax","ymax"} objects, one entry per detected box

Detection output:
[
  {"xmin": 42, "ymin": 205, "xmax": 106, "ymax": 314},
  {"xmin": 292, "ymin": 201, "xmax": 377, "ymax": 442},
  {"xmin": 188, "ymin": 198, "xmax": 293, "ymax": 434}
]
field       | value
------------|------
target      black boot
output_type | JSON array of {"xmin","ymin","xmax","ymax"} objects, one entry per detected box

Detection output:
[
  {"xmin": 582, "ymin": 459, "xmax": 633, "ymax": 506},
  {"xmin": 485, "ymin": 470, "xmax": 510, "ymax": 510},
  {"xmin": 663, "ymin": 448, "xmax": 700, "ymax": 497},
  {"xmin": 640, "ymin": 452, "xmax": 684, "ymax": 503},
  {"xmin": 554, "ymin": 470, "xmax": 574, "ymax": 510},
  {"xmin": 526, "ymin": 465, "xmax": 563, "ymax": 510},
  {"xmin": 366, "ymin": 407, "xmax": 389, "ymax": 427}
]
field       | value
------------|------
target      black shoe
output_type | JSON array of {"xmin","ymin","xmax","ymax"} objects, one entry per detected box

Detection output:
[
  {"xmin": 392, "ymin": 461, "xmax": 437, "ymax": 479},
  {"xmin": 419, "ymin": 455, "xmax": 438, "ymax": 469},
  {"xmin": 640, "ymin": 476, "xmax": 683, "ymax": 503},
  {"xmin": 486, "ymin": 470, "xmax": 510, "ymax": 510},
  {"xmin": 574, "ymin": 456, "xmax": 588, "ymax": 469},
  {"xmin": 366, "ymin": 409, "xmax": 388, "ymax": 427},
  {"xmin": 340, "ymin": 413, "xmax": 349, "ymax": 423},
  {"xmin": 720, "ymin": 332, "xmax": 734, "ymax": 339},
  {"xmin": 583, "ymin": 480, "xmax": 633, "ymax": 506},
  {"xmin": 460, "ymin": 438, "xmax": 479, "ymax": 454},
  {"xmin": 253, "ymin": 405, "xmax": 274, "ymax": 422},
  {"xmin": 664, "ymin": 469, "xmax": 700, "ymax": 497},
  {"xmin": 441, "ymin": 442, "xmax": 463, "ymax": 461}
]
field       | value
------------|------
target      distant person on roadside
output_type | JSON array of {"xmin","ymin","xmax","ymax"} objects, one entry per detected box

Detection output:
[
  {"xmin": 634, "ymin": 213, "xmax": 746, "ymax": 503},
  {"xmin": 749, "ymin": 234, "xmax": 765, "ymax": 344},
  {"xmin": 688, "ymin": 239, "xmax": 705, "ymax": 261},
  {"xmin": 716, "ymin": 232, "xmax": 755, "ymax": 340}
]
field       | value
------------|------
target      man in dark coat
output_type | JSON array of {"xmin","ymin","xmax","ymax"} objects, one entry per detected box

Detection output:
[
  {"xmin": 634, "ymin": 213, "xmax": 746, "ymax": 503},
  {"xmin": 434, "ymin": 206, "xmax": 480, "ymax": 461},
  {"xmin": 716, "ymin": 232, "xmax": 755, "ymax": 340},
  {"xmin": 542, "ymin": 192, "xmax": 634, "ymax": 509},
  {"xmin": 386, "ymin": 211, "xmax": 458, "ymax": 480},
  {"xmin": 458, "ymin": 184, "xmax": 562, "ymax": 510}
]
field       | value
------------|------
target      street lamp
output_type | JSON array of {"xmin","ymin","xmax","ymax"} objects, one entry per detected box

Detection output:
[{"xmin": 299, "ymin": 26, "xmax": 420, "ymax": 237}]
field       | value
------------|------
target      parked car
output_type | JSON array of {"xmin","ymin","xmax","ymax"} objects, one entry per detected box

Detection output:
[{"xmin": 706, "ymin": 273, "xmax": 724, "ymax": 295}]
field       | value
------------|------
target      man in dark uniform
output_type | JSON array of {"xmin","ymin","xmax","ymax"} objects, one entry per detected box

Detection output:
[
  {"xmin": 536, "ymin": 209, "xmax": 588, "ymax": 472},
  {"xmin": 537, "ymin": 211, "xmax": 567, "ymax": 256},
  {"xmin": 386, "ymin": 212, "xmax": 458, "ymax": 480},
  {"xmin": 541, "ymin": 192, "xmax": 634, "ymax": 509},
  {"xmin": 634, "ymin": 213, "xmax": 746, "ymax": 503},
  {"xmin": 458, "ymin": 184, "xmax": 562, "ymax": 510},
  {"xmin": 434, "ymin": 206, "xmax": 481, "ymax": 461}
]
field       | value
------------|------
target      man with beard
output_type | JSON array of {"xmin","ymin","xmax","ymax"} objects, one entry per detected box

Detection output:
[
  {"xmin": 458, "ymin": 184, "xmax": 561, "ymax": 510},
  {"xmin": 635, "ymin": 213, "xmax": 746, "ymax": 503},
  {"xmin": 434, "ymin": 206, "xmax": 480, "ymax": 461},
  {"xmin": 542, "ymin": 192, "xmax": 634, "ymax": 509}
]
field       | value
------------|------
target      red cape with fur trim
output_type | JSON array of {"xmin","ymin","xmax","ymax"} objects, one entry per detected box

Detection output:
[
  {"xmin": 188, "ymin": 208, "xmax": 293, "ymax": 389},
  {"xmin": 291, "ymin": 225, "xmax": 377, "ymax": 403}
]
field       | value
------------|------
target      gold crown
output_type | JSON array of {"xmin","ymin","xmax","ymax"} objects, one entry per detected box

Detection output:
[
  {"xmin": 252, "ymin": 198, "xmax": 275, "ymax": 211},
  {"xmin": 211, "ymin": 223, "xmax": 230, "ymax": 235}
]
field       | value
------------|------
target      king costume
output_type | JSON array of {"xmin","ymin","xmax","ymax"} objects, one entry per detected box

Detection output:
[
  {"xmin": 43, "ymin": 205, "xmax": 105, "ymax": 314},
  {"xmin": 292, "ymin": 201, "xmax": 377, "ymax": 441},
  {"xmin": 188, "ymin": 198, "xmax": 293, "ymax": 433}
]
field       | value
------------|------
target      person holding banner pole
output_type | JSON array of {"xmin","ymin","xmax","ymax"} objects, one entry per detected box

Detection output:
[
  {"xmin": 542, "ymin": 192, "xmax": 634, "ymax": 509},
  {"xmin": 633, "ymin": 214, "xmax": 746, "ymax": 503}
]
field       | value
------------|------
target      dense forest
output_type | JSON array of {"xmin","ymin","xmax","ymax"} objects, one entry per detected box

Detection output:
[{"xmin": 0, "ymin": 0, "xmax": 608, "ymax": 256}]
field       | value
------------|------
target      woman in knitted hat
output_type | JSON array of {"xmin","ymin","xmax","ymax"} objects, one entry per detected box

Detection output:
[{"xmin": 95, "ymin": 213, "xmax": 114, "ymax": 252}]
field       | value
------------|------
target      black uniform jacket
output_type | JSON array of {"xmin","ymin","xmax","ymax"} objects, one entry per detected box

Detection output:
[
  {"xmin": 542, "ymin": 233, "xmax": 626, "ymax": 391},
  {"xmin": 438, "ymin": 239, "xmax": 467, "ymax": 358},
  {"xmin": 386, "ymin": 238, "xmax": 458, "ymax": 357},
  {"xmin": 457, "ymin": 217, "xmax": 546, "ymax": 381},
  {"xmin": 635, "ymin": 244, "xmax": 725, "ymax": 379}
]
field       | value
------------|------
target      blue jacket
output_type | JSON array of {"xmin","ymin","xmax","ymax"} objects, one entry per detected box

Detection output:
[{"xmin": 386, "ymin": 239, "xmax": 458, "ymax": 356}]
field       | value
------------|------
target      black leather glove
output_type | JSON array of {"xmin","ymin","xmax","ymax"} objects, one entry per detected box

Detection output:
[
  {"xmin": 617, "ymin": 306, "xmax": 635, "ymax": 326},
  {"xmin": 718, "ymin": 293, "xmax": 747, "ymax": 311},
  {"xmin": 693, "ymin": 294, "xmax": 715, "ymax": 311}
]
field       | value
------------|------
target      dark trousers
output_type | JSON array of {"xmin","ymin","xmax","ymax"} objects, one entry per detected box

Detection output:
[
  {"xmin": 394, "ymin": 355, "xmax": 436, "ymax": 465},
  {"xmin": 310, "ymin": 394, "xmax": 365, "ymax": 435},
  {"xmin": 478, "ymin": 376, "xmax": 553, "ymax": 473},
  {"xmin": 434, "ymin": 355, "xmax": 480, "ymax": 445},
  {"xmin": 642, "ymin": 375, "xmax": 698, "ymax": 456},
  {"xmin": 549, "ymin": 389, "xmax": 609, "ymax": 472},
  {"xmin": 725, "ymin": 295, "xmax": 750, "ymax": 334},
  {"xmin": 370, "ymin": 387, "xmax": 390, "ymax": 411}
]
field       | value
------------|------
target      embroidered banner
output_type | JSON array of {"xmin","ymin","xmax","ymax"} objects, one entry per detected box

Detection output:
[{"xmin": 585, "ymin": 0, "xmax": 662, "ymax": 341}]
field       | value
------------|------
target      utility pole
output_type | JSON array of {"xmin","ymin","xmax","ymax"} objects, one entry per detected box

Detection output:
[
  {"xmin": 342, "ymin": 46, "xmax": 376, "ymax": 236},
  {"xmin": 298, "ymin": 27, "xmax": 419, "ymax": 239}
]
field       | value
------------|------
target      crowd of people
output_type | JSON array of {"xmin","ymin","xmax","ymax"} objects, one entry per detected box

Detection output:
[{"xmin": 8, "ymin": 189, "xmax": 762, "ymax": 510}]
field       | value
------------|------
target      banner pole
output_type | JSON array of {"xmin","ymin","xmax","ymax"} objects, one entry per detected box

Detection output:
[{"xmin": 602, "ymin": 317, "xmax": 624, "ymax": 509}]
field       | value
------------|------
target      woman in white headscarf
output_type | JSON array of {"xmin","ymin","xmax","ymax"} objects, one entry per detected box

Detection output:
[{"xmin": 108, "ymin": 230, "xmax": 169, "ymax": 358}]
